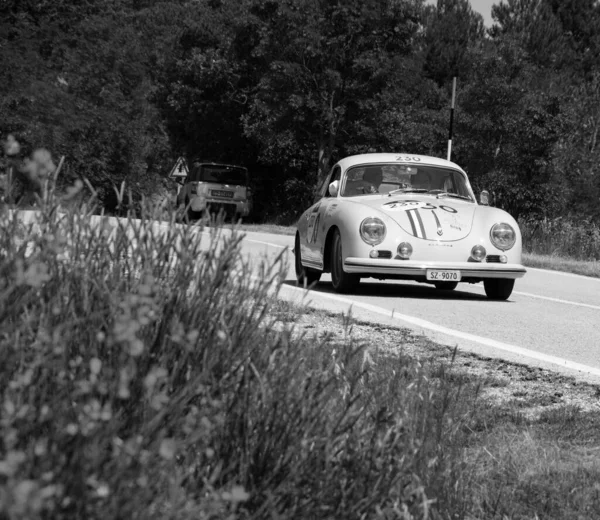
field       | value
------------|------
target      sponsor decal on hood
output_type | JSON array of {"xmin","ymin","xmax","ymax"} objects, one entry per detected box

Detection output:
[{"xmin": 350, "ymin": 197, "xmax": 476, "ymax": 241}]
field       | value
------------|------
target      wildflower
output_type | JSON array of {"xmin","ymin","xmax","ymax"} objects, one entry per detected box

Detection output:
[
  {"xmin": 222, "ymin": 485, "xmax": 250, "ymax": 503},
  {"xmin": 3, "ymin": 134, "xmax": 20, "ymax": 156},
  {"xmin": 159, "ymin": 438, "xmax": 176, "ymax": 460},
  {"xmin": 22, "ymin": 149, "xmax": 56, "ymax": 182}
]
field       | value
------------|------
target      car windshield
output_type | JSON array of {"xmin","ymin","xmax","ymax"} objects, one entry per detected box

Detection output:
[
  {"xmin": 341, "ymin": 163, "xmax": 473, "ymax": 200},
  {"xmin": 199, "ymin": 165, "xmax": 248, "ymax": 186}
]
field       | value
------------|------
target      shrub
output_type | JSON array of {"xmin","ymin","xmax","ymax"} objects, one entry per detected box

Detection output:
[
  {"xmin": 520, "ymin": 217, "xmax": 600, "ymax": 260},
  {"xmin": 0, "ymin": 187, "xmax": 478, "ymax": 519}
]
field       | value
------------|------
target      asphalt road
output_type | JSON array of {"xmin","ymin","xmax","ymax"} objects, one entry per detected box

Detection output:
[{"xmin": 238, "ymin": 229, "xmax": 600, "ymax": 384}]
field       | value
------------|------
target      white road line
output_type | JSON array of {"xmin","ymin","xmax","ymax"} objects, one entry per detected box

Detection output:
[
  {"xmin": 280, "ymin": 284, "xmax": 600, "ymax": 378},
  {"xmin": 245, "ymin": 239, "xmax": 288, "ymax": 249},
  {"xmin": 514, "ymin": 291, "xmax": 600, "ymax": 311},
  {"xmin": 527, "ymin": 266, "xmax": 600, "ymax": 282}
]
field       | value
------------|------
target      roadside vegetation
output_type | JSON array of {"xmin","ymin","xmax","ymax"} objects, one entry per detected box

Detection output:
[
  {"xmin": 520, "ymin": 219, "xmax": 600, "ymax": 278},
  {"xmin": 0, "ymin": 194, "xmax": 474, "ymax": 519},
  {"xmin": 2, "ymin": 191, "xmax": 600, "ymax": 519}
]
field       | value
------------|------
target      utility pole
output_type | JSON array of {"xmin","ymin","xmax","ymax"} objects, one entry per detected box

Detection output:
[{"xmin": 447, "ymin": 76, "xmax": 457, "ymax": 161}]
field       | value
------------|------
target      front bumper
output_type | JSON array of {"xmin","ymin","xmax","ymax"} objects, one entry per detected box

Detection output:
[{"xmin": 344, "ymin": 258, "xmax": 526, "ymax": 280}]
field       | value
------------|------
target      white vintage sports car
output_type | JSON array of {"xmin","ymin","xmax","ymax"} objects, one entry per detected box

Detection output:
[{"xmin": 295, "ymin": 153, "xmax": 526, "ymax": 300}]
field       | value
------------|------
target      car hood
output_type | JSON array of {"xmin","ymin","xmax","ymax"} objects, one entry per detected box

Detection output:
[{"xmin": 348, "ymin": 195, "xmax": 477, "ymax": 241}]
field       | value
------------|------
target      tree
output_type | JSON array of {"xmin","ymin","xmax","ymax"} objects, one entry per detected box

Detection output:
[
  {"xmin": 552, "ymin": 73, "xmax": 600, "ymax": 218},
  {"xmin": 241, "ymin": 0, "xmax": 424, "ymax": 183},
  {"xmin": 490, "ymin": 0, "xmax": 600, "ymax": 72},
  {"xmin": 0, "ymin": 0, "xmax": 177, "ymax": 208},
  {"xmin": 156, "ymin": 0, "xmax": 254, "ymax": 165},
  {"xmin": 422, "ymin": 0, "xmax": 485, "ymax": 86},
  {"xmin": 457, "ymin": 40, "xmax": 567, "ymax": 220}
]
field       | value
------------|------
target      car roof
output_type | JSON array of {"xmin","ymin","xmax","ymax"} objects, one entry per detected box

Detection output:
[
  {"xmin": 191, "ymin": 162, "xmax": 247, "ymax": 170},
  {"xmin": 336, "ymin": 153, "xmax": 466, "ymax": 173}
]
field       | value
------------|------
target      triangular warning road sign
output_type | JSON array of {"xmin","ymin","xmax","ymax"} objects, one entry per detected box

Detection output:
[{"xmin": 168, "ymin": 156, "xmax": 189, "ymax": 178}]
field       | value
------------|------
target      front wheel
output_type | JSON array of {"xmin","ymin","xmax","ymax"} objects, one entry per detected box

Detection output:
[
  {"xmin": 330, "ymin": 229, "xmax": 360, "ymax": 293},
  {"xmin": 295, "ymin": 234, "xmax": 321, "ymax": 287},
  {"xmin": 483, "ymin": 279, "xmax": 515, "ymax": 301},
  {"xmin": 434, "ymin": 281, "xmax": 458, "ymax": 291}
]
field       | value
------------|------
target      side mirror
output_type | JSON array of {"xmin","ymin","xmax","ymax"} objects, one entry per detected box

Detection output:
[
  {"xmin": 479, "ymin": 190, "xmax": 489, "ymax": 206},
  {"xmin": 328, "ymin": 180, "xmax": 340, "ymax": 197}
]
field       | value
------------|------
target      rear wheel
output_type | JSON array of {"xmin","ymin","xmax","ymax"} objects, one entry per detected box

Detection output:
[
  {"xmin": 434, "ymin": 281, "xmax": 458, "ymax": 291},
  {"xmin": 484, "ymin": 279, "xmax": 515, "ymax": 300},
  {"xmin": 330, "ymin": 229, "xmax": 360, "ymax": 293},
  {"xmin": 295, "ymin": 234, "xmax": 321, "ymax": 287}
]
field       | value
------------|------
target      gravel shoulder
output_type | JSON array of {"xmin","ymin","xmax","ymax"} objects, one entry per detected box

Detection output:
[{"xmin": 279, "ymin": 302, "xmax": 600, "ymax": 417}]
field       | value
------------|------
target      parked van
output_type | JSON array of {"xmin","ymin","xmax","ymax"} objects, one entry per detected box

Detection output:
[{"xmin": 177, "ymin": 162, "xmax": 252, "ymax": 220}]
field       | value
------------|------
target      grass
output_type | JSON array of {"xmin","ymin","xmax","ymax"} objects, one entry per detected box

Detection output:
[
  {"xmin": 279, "ymin": 307, "xmax": 600, "ymax": 519},
  {"xmin": 522, "ymin": 251, "xmax": 600, "ymax": 278},
  {"xmin": 464, "ymin": 404, "xmax": 600, "ymax": 519}
]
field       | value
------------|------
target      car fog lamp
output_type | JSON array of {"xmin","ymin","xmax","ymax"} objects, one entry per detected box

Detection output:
[
  {"xmin": 471, "ymin": 245, "xmax": 486, "ymax": 262},
  {"xmin": 490, "ymin": 223, "xmax": 516, "ymax": 251},
  {"xmin": 360, "ymin": 217, "xmax": 386, "ymax": 246},
  {"xmin": 397, "ymin": 242, "xmax": 413, "ymax": 260},
  {"xmin": 369, "ymin": 249, "xmax": 379, "ymax": 258},
  {"xmin": 500, "ymin": 255, "xmax": 507, "ymax": 263}
]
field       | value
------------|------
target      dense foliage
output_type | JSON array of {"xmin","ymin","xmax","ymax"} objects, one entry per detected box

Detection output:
[{"xmin": 2, "ymin": 0, "xmax": 600, "ymax": 222}]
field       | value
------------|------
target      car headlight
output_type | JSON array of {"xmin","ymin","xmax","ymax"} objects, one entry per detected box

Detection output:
[
  {"xmin": 490, "ymin": 223, "xmax": 516, "ymax": 251},
  {"xmin": 360, "ymin": 217, "xmax": 386, "ymax": 246}
]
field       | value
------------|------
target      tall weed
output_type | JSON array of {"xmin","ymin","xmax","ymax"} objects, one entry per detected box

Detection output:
[
  {"xmin": 520, "ymin": 217, "xmax": 600, "ymax": 260},
  {"xmin": 0, "ymin": 193, "xmax": 477, "ymax": 519}
]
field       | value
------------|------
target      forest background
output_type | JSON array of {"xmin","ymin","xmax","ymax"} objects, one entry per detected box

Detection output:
[{"xmin": 2, "ymin": 0, "xmax": 600, "ymax": 228}]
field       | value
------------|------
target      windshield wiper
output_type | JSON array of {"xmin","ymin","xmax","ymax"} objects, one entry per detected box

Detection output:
[
  {"xmin": 388, "ymin": 188, "xmax": 428, "ymax": 196},
  {"xmin": 435, "ymin": 192, "xmax": 473, "ymax": 202}
]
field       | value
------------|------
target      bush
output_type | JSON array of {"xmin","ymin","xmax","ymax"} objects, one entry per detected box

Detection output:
[
  {"xmin": 0, "ymin": 191, "xmax": 478, "ymax": 519},
  {"xmin": 520, "ymin": 217, "xmax": 600, "ymax": 260}
]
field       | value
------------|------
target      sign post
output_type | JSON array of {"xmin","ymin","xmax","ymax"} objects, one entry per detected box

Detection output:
[
  {"xmin": 447, "ymin": 77, "xmax": 457, "ymax": 161},
  {"xmin": 168, "ymin": 156, "xmax": 189, "ymax": 180},
  {"xmin": 168, "ymin": 157, "xmax": 189, "ymax": 197}
]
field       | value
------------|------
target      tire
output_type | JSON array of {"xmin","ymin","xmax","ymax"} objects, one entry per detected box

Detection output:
[
  {"xmin": 483, "ymin": 279, "xmax": 515, "ymax": 301},
  {"xmin": 434, "ymin": 281, "xmax": 458, "ymax": 291},
  {"xmin": 330, "ymin": 229, "xmax": 360, "ymax": 293},
  {"xmin": 295, "ymin": 234, "xmax": 321, "ymax": 287}
]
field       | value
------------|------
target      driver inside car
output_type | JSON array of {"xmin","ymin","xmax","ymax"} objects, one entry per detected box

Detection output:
[{"xmin": 360, "ymin": 166, "xmax": 383, "ymax": 193}]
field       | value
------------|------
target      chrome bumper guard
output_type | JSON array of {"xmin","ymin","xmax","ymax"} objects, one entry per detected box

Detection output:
[{"xmin": 344, "ymin": 258, "xmax": 527, "ymax": 279}]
